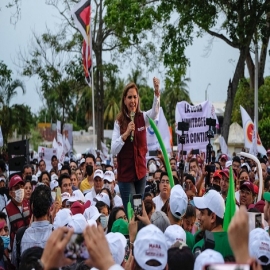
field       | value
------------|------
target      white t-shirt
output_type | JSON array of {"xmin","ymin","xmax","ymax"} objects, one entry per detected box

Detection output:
[{"xmin": 152, "ymin": 194, "xmax": 165, "ymax": 211}]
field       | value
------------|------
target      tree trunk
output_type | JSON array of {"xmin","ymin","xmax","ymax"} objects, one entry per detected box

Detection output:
[{"xmin": 222, "ymin": 48, "xmax": 248, "ymax": 142}]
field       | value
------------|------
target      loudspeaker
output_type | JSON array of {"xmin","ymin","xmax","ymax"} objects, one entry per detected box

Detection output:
[
  {"xmin": 8, "ymin": 140, "xmax": 29, "ymax": 158},
  {"xmin": 8, "ymin": 156, "xmax": 27, "ymax": 172}
]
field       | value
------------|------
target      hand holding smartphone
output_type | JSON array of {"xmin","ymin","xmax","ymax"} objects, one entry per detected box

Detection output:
[{"xmin": 133, "ymin": 194, "xmax": 142, "ymax": 221}]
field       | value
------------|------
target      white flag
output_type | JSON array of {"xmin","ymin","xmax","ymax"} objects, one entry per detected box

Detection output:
[
  {"xmin": 240, "ymin": 106, "xmax": 266, "ymax": 155},
  {"xmin": 57, "ymin": 120, "xmax": 62, "ymax": 143},
  {"xmin": 249, "ymin": 121, "xmax": 258, "ymax": 156},
  {"xmin": 52, "ymin": 137, "xmax": 58, "ymax": 150},
  {"xmin": 147, "ymin": 107, "xmax": 171, "ymax": 152},
  {"xmin": 0, "ymin": 126, "xmax": 3, "ymax": 147},
  {"xmin": 219, "ymin": 135, "xmax": 230, "ymax": 157},
  {"xmin": 101, "ymin": 141, "xmax": 108, "ymax": 158}
]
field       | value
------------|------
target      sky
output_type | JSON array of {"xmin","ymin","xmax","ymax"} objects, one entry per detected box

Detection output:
[{"xmin": 1, "ymin": 0, "xmax": 269, "ymax": 115}]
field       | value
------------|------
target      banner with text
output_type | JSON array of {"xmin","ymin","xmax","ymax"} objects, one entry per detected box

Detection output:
[
  {"xmin": 38, "ymin": 146, "xmax": 57, "ymax": 172},
  {"xmin": 175, "ymin": 101, "xmax": 218, "ymax": 154}
]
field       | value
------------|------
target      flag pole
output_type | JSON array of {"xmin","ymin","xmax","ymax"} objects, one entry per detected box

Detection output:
[{"xmin": 90, "ymin": 0, "xmax": 95, "ymax": 148}]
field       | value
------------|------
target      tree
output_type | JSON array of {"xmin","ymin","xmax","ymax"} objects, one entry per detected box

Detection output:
[
  {"xmin": 0, "ymin": 61, "xmax": 25, "ymax": 147},
  {"xmin": 105, "ymin": 0, "xmax": 270, "ymax": 143}
]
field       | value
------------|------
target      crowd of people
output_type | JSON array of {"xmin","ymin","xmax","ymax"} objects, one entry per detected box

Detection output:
[{"xmin": 0, "ymin": 79, "xmax": 269, "ymax": 270}]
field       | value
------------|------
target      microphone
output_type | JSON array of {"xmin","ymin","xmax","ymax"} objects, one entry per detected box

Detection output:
[{"xmin": 130, "ymin": 111, "xmax": 135, "ymax": 142}]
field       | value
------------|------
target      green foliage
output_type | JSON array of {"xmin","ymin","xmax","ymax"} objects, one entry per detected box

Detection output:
[
  {"xmin": 29, "ymin": 127, "xmax": 43, "ymax": 152},
  {"xmin": 259, "ymin": 117, "xmax": 270, "ymax": 149}
]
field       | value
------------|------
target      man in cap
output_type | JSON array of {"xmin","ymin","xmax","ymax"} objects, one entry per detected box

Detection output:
[
  {"xmin": 80, "ymin": 154, "xmax": 96, "ymax": 194},
  {"xmin": 103, "ymin": 170, "xmax": 123, "ymax": 207},
  {"xmin": 219, "ymin": 154, "xmax": 228, "ymax": 169},
  {"xmin": 85, "ymin": 169, "xmax": 104, "ymax": 204},
  {"xmin": 219, "ymin": 169, "xmax": 230, "ymax": 200},
  {"xmin": 153, "ymin": 172, "xmax": 171, "ymax": 211},
  {"xmin": 3, "ymin": 175, "xmax": 31, "ymax": 250},
  {"xmin": 193, "ymin": 190, "xmax": 233, "ymax": 258},
  {"xmin": 239, "ymin": 181, "xmax": 255, "ymax": 209},
  {"xmin": 211, "ymin": 170, "xmax": 222, "ymax": 192}
]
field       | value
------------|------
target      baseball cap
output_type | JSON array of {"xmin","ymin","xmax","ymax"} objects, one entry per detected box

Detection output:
[
  {"xmin": 79, "ymin": 158, "xmax": 85, "ymax": 166},
  {"xmin": 164, "ymin": 225, "xmax": 186, "ymax": 248},
  {"xmin": 194, "ymin": 249, "xmax": 224, "ymax": 270},
  {"xmin": 94, "ymin": 192, "xmax": 110, "ymax": 207},
  {"xmin": 114, "ymin": 195, "xmax": 123, "ymax": 207},
  {"xmin": 212, "ymin": 170, "xmax": 222, "ymax": 179},
  {"xmin": 70, "ymin": 201, "xmax": 85, "ymax": 215},
  {"xmin": 193, "ymin": 190, "xmax": 225, "ymax": 218},
  {"xmin": 83, "ymin": 205, "xmax": 101, "ymax": 221},
  {"xmin": 31, "ymin": 175, "xmax": 38, "ymax": 184},
  {"xmin": 134, "ymin": 224, "xmax": 167, "ymax": 270},
  {"xmin": 240, "ymin": 181, "xmax": 255, "ymax": 194},
  {"xmin": 220, "ymin": 154, "xmax": 228, "ymax": 161},
  {"xmin": 53, "ymin": 208, "xmax": 73, "ymax": 228},
  {"xmin": 61, "ymin": 192, "xmax": 71, "ymax": 202},
  {"xmin": 241, "ymin": 162, "xmax": 251, "ymax": 172},
  {"xmin": 263, "ymin": 192, "xmax": 270, "ymax": 202},
  {"xmin": 0, "ymin": 177, "xmax": 6, "ymax": 183},
  {"xmin": 67, "ymin": 190, "xmax": 86, "ymax": 204},
  {"xmin": 219, "ymin": 168, "xmax": 229, "ymax": 178},
  {"xmin": 106, "ymin": 232, "xmax": 127, "ymax": 265},
  {"xmin": 249, "ymin": 228, "xmax": 270, "ymax": 265},
  {"xmin": 94, "ymin": 169, "xmax": 104, "ymax": 179},
  {"xmin": 51, "ymin": 174, "xmax": 58, "ymax": 181},
  {"xmin": 169, "ymin": 185, "xmax": 188, "ymax": 219},
  {"xmin": 225, "ymin": 160, "xmax": 232, "ymax": 168},
  {"xmin": 111, "ymin": 219, "xmax": 129, "ymax": 235},
  {"xmin": 67, "ymin": 213, "xmax": 87, "ymax": 234},
  {"xmin": 104, "ymin": 171, "xmax": 115, "ymax": 182},
  {"xmin": 50, "ymin": 179, "xmax": 59, "ymax": 191},
  {"xmin": 9, "ymin": 175, "xmax": 24, "ymax": 189}
]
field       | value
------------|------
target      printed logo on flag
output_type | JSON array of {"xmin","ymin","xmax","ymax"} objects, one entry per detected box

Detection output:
[
  {"xmin": 147, "ymin": 120, "xmax": 158, "ymax": 135},
  {"xmin": 246, "ymin": 123, "xmax": 262, "ymax": 145}
]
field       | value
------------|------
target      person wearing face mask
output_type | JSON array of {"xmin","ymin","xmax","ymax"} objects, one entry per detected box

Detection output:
[
  {"xmin": 80, "ymin": 154, "xmax": 96, "ymax": 194},
  {"xmin": 0, "ymin": 175, "xmax": 8, "ymax": 211},
  {"xmin": 103, "ymin": 171, "xmax": 123, "ymax": 208},
  {"xmin": 3, "ymin": 175, "xmax": 31, "ymax": 251}
]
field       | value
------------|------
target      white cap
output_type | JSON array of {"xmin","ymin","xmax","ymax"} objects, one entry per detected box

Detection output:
[
  {"xmin": 67, "ymin": 213, "xmax": 88, "ymax": 234},
  {"xmin": 94, "ymin": 192, "xmax": 110, "ymax": 207},
  {"xmin": 53, "ymin": 208, "xmax": 73, "ymax": 229},
  {"xmin": 114, "ymin": 195, "xmax": 123, "ymax": 207},
  {"xmin": 51, "ymin": 174, "xmax": 58, "ymax": 181},
  {"xmin": 193, "ymin": 190, "xmax": 225, "ymax": 218},
  {"xmin": 61, "ymin": 192, "xmax": 71, "ymax": 202},
  {"xmin": 104, "ymin": 170, "xmax": 115, "ymax": 182},
  {"xmin": 134, "ymin": 224, "xmax": 168, "ymax": 270},
  {"xmin": 241, "ymin": 162, "xmax": 251, "ymax": 172},
  {"xmin": 94, "ymin": 169, "xmax": 104, "ymax": 179},
  {"xmin": 31, "ymin": 175, "xmax": 38, "ymax": 183},
  {"xmin": 50, "ymin": 179, "xmax": 59, "ymax": 191},
  {"xmin": 106, "ymin": 232, "xmax": 127, "ymax": 265},
  {"xmin": 0, "ymin": 177, "xmax": 6, "ymax": 183},
  {"xmin": 249, "ymin": 228, "xmax": 270, "ymax": 265},
  {"xmin": 164, "ymin": 225, "xmax": 186, "ymax": 248},
  {"xmin": 83, "ymin": 205, "xmax": 101, "ymax": 221},
  {"xmin": 170, "ymin": 185, "xmax": 188, "ymax": 219},
  {"xmin": 194, "ymin": 249, "xmax": 224, "ymax": 270},
  {"xmin": 67, "ymin": 190, "xmax": 86, "ymax": 204},
  {"xmin": 79, "ymin": 158, "xmax": 86, "ymax": 166},
  {"xmin": 225, "ymin": 160, "xmax": 232, "ymax": 168}
]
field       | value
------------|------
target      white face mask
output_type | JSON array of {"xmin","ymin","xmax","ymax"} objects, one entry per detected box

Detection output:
[
  {"xmin": 100, "ymin": 215, "xmax": 108, "ymax": 229},
  {"xmin": 104, "ymin": 183, "xmax": 112, "ymax": 190},
  {"xmin": 149, "ymin": 163, "xmax": 157, "ymax": 173},
  {"xmin": 14, "ymin": 188, "xmax": 24, "ymax": 203}
]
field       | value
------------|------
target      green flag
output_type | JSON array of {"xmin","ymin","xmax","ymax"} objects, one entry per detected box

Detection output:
[
  {"xmin": 127, "ymin": 195, "xmax": 133, "ymax": 222},
  {"xmin": 223, "ymin": 166, "xmax": 236, "ymax": 231}
]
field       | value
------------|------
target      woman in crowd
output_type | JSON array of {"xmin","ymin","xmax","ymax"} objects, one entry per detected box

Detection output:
[
  {"xmin": 70, "ymin": 172, "xmax": 79, "ymax": 189},
  {"xmin": 40, "ymin": 171, "xmax": 51, "ymax": 187},
  {"xmin": 24, "ymin": 179, "xmax": 33, "ymax": 202},
  {"xmin": 107, "ymin": 207, "xmax": 127, "ymax": 233},
  {"xmin": 111, "ymin": 78, "xmax": 160, "ymax": 211}
]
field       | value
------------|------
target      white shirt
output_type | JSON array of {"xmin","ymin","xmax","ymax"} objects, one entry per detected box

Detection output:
[
  {"xmin": 111, "ymin": 95, "xmax": 160, "ymax": 156},
  {"xmin": 85, "ymin": 188, "xmax": 97, "ymax": 205},
  {"xmin": 152, "ymin": 194, "xmax": 165, "ymax": 211}
]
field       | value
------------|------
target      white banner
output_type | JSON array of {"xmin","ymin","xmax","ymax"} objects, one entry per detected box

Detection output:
[
  {"xmin": 240, "ymin": 106, "xmax": 266, "ymax": 155},
  {"xmin": 147, "ymin": 107, "xmax": 171, "ymax": 152},
  {"xmin": 219, "ymin": 135, "xmax": 231, "ymax": 157},
  {"xmin": 38, "ymin": 146, "xmax": 57, "ymax": 172},
  {"xmin": 175, "ymin": 101, "xmax": 218, "ymax": 153}
]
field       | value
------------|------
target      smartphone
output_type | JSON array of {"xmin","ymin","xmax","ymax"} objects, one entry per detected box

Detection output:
[
  {"xmin": 149, "ymin": 150, "xmax": 157, "ymax": 156},
  {"xmin": 255, "ymin": 213, "xmax": 262, "ymax": 228},
  {"xmin": 180, "ymin": 150, "xmax": 187, "ymax": 155},
  {"xmin": 205, "ymin": 264, "xmax": 251, "ymax": 270},
  {"xmin": 133, "ymin": 194, "xmax": 142, "ymax": 220},
  {"xmin": 64, "ymin": 233, "xmax": 89, "ymax": 261},
  {"xmin": 56, "ymin": 187, "xmax": 62, "ymax": 204},
  {"xmin": 192, "ymin": 149, "xmax": 200, "ymax": 155}
]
